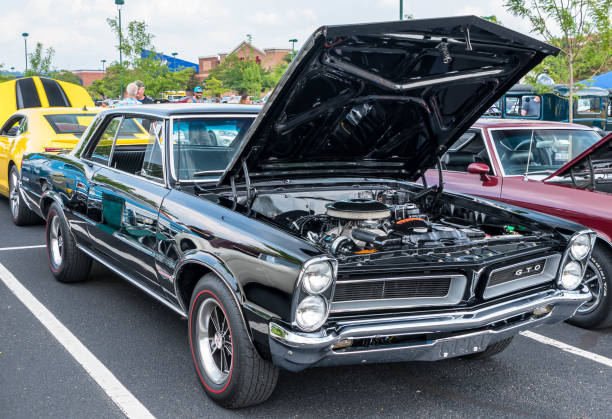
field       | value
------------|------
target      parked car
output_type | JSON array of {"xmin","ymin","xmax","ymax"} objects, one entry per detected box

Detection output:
[
  {"xmin": 482, "ymin": 84, "xmax": 610, "ymax": 130},
  {"xmin": 18, "ymin": 17, "xmax": 595, "ymax": 408},
  {"xmin": 0, "ymin": 107, "xmax": 100, "ymax": 225},
  {"xmin": 0, "ymin": 76, "xmax": 94, "ymax": 127},
  {"xmin": 428, "ymin": 119, "xmax": 612, "ymax": 328}
]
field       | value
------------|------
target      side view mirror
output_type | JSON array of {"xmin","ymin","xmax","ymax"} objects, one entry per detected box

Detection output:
[{"xmin": 467, "ymin": 163, "xmax": 491, "ymax": 182}]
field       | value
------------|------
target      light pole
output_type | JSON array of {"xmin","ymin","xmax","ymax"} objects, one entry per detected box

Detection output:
[
  {"xmin": 399, "ymin": 0, "xmax": 403, "ymax": 20},
  {"xmin": 171, "ymin": 52, "xmax": 178, "ymax": 71},
  {"xmin": 115, "ymin": 0, "xmax": 124, "ymax": 98},
  {"xmin": 288, "ymin": 38, "xmax": 297, "ymax": 59},
  {"xmin": 101, "ymin": 59, "xmax": 106, "ymax": 72},
  {"xmin": 22, "ymin": 33, "xmax": 29, "ymax": 73}
]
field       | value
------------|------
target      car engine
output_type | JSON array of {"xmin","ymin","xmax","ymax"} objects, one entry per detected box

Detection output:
[{"xmin": 265, "ymin": 190, "xmax": 492, "ymax": 256}]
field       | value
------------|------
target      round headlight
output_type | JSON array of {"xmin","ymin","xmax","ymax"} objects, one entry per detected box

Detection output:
[
  {"xmin": 570, "ymin": 234, "xmax": 591, "ymax": 260},
  {"xmin": 560, "ymin": 261, "xmax": 583, "ymax": 290},
  {"xmin": 302, "ymin": 261, "xmax": 333, "ymax": 294},
  {"xmin": 295, "ymin": 295, "xmax": 327, "ymax": 331}
]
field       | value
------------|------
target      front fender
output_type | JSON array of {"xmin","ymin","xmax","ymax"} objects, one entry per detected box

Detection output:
[{"xmin": 173, "ymin": 250, "xmax": 243, "ymax": 312}]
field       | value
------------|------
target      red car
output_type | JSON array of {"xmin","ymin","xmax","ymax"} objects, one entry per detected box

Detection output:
[{"xmin": 427, "ymin": 119, "xmax": 611, "ymax": 329}]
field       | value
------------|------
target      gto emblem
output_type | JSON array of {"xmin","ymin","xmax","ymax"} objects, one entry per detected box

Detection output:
[{"xmin": 515, "ymin": 264, "xmax": 541, "ymax": 277}]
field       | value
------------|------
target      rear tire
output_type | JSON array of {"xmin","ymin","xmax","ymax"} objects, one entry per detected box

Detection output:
[
  {"xmin": 9, "ymin": 165, "xmax": 38, "ymax": 226},
  {"xmin": 188, "ymin": 273, "xmax": 279, "ymax": 408},
  {"xmin": 46, "ymin": 202, "xmax": 92, "ymax": 283},
  {"xmin": 567, "ymin": 245, "xmax": 612, "ymax": 329},
  {"xmin": 463, "ymin": 337, "xmax": 513, "ymax": 359}
]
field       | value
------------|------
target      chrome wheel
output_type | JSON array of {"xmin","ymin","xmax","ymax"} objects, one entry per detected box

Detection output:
[
  {"xmin": 9, "ymin": 170, "xmax": 19, "ymax": 218},
  {"xmin": 49, "ymin": 215, "xmax": 63, "ymax": 269},
  {"xmin": 578, "ymin": 260, "xmax": 603, "ymax": 315},
  {"xmin": 196, "ymin": 297, "xmax": 232, "ymax": 385}
]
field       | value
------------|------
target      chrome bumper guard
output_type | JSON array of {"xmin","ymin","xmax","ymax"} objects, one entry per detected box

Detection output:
[{"xmin": 268, "ymin": 287, "xmax": 590, "ymax": 372}]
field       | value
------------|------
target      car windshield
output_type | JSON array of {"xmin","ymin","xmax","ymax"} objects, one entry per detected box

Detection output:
[
  {"xmin": 171, "ymin": 117, "xmax": 255, "ymax": 181},
  {"xmin": 491, "ymin": 129, "xmax": 602, "ymax": 176},
  {"xmin": 44, "ymin": 114, "xmax": 96, "ymax": 135}
]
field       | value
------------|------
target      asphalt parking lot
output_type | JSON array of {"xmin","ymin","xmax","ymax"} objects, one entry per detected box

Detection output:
[{"xmin": 0, "ymin": 199, "xmax": 610, "ymax": 418}]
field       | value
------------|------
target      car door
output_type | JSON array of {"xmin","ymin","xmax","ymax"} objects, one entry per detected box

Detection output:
[
  {"xmin": 0, "ymin": 115, "xmax": 25, "ymax": 195},
  {"xmin": 85, "ymin": 115, "xmax": 169, "ymax": 288},
  {"xmin": 425, "ymin": 129, "xmax": 503, "ymax": 199}
]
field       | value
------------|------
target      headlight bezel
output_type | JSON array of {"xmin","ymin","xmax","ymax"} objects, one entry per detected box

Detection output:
[
  {"xmin": 557, "ymin": 231, "xmax": 596, "ymax": 291},
  {"xmin": 291, "ymin": 256, "xmax": 337, "ymax": 332}
]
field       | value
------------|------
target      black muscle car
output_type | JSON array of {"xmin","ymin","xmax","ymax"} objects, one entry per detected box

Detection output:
[{"xmin": 16, "ymin": 17, "xmax": 595, "ymax": 408}]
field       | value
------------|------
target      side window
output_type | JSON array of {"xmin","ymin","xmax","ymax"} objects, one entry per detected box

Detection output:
[
  {"xmin": 18, "ymin": 117, "xmax": 28, "ymax": 134},
  {"xmin": 1, "ymin": 117, "xmax": 24, "ymax": 137},
  {"xmin": 141, "ymin": 120, "xmax": 164, "ymax": 180},
  {"xmin": 89, "ymin": 116, "xmax": 122, "ymax": 165},
  {"xmin": 442, "ymin": 131, "xmax": 492, "ymax": 172},
  {"xmin": 109, "ymin": 116, "xmax": 165, "ymax": 182},
  {"xmin": 576, "ymin": 97, "xmax": 601, "ymax": 114},
  {"xmin": 505, "ymin": 95, "xmax": 542, "ymax": 118}
]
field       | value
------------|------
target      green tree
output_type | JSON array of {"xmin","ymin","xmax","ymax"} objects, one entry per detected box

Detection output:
[
  {"xmin": 0, "ymin": 64, "xmax": 15, "ymax": 82},
  {"xmin": 481, "ymin": 15, "xmax": 502, "ymax": 25},
  {"xmin": 106, "ymin": 19, "xmax": 154, "ymax": 64},
  {"xmin": 203, "ymin": 77, "xmax": 227, "ymax": 98},
  {"xmin": 25, "ymin": 42, "xmax": 55, "ymax": 76},
  {"xmin": 504, "ymin": 0, "xmax": 611, "ymax": 122},
  {"xmin": 49, "ymin": 70, "xmax": 82, "ymax": 84},
  {"xmin": 90, "ymin": 19, "xmax": 193, "ymax": 99}
]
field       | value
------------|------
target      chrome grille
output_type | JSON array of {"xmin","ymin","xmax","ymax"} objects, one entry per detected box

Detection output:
[
  {"xmin": 331, "ymin": 273, "xmax": 466, "ymax": 313},
  {"xmin": 334, "ymin": 277, "xmax": 451, "ymax": 302}
]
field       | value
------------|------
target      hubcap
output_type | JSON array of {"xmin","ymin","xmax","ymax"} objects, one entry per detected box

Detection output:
[
  {"xmin": 49, "ymin": 215, "xmax": 63, "ymax": 268},
  {"xmin": 9, "ymin": 171, "xmax": 19, "ymax": 217},
  {"xmin": 577, "ymin": 260, "xmax": 603, "ymax": 315},
  {"xmin": 196, "ymin": 298, "xmax": 232, "ymax": 385}
]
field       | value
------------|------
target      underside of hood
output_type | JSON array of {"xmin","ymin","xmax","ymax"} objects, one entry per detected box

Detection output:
[{"xmin": 219, "ymin": 16, "xmax": 559, "ymax": 186}]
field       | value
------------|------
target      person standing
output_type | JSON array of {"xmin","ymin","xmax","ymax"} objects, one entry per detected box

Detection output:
[
  {"xmin": 521, "ymin": 96, "xmax": 541, "ymax": 117},
  {"xmin": 117, "ymin": 82, "xmax": 141, "ymax": 106},
  {"xmin": 185, "ymin": 86, "xmax": 204, "ymax": 103},
  {"xmin": 135, "ymin": 80, "xmax": 155, "ymax": 104}
]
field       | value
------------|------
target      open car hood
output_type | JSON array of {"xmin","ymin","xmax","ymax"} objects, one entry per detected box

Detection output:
[
  {"xmin": 218, "ymin": 16, "xmax": 558, "ymax": 186},
  {"xmin": 544, "ymin": 132, "xmax": 612, "ymax": 181}
]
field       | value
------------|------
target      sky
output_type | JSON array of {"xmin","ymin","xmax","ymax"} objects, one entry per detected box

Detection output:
[{"xmin": 0, "ymin": 0, "xmax": 546, "ymax": 72}]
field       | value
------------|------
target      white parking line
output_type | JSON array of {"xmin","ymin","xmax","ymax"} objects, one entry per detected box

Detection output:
[
  {"xmin": 0, "ymin": 262, "xmax": 154, "ymax": 418},
  {"xmin": 521, "ymin": 331, "xmax": 612, "ymax": 368},
  {"xmin": 0, "ymin": 244, "xmax": 46, "ymax": 251}
]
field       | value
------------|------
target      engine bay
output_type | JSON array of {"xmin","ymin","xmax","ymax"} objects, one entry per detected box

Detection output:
[{"xmin": 249, "ymin": 188, "xmax": 540, "ymax": 257}]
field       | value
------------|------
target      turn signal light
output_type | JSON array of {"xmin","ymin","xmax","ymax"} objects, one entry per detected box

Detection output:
[{"xmin": 44, "ymin": 147, "xmax": 65, "ymax": 152}]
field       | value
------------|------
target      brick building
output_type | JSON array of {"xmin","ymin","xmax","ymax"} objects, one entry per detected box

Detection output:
[
  {"xmin": 197, "ymin": 42, "xmax": 291, "ymax": 81},
  {"xmin": 71, "ymin": 70, "xmax": 106, "ymax": 87}
]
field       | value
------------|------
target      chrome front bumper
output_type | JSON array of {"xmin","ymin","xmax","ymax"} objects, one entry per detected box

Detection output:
[{"xmin": 268, "ymin": 287, "xmax": 591, "ymax": 372}]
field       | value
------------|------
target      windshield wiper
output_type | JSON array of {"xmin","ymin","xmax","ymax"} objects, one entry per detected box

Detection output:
[{"xmin": 193, "ymin": 170, "xmax": 224, "ymax": 177}]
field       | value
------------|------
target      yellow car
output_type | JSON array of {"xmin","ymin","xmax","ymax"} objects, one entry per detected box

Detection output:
[
  {"xmin": 0, "ymin": 107, "xmax": 100, "ymax": 224},
  {"xmin": 0, "ymin": 76, "xmax": 94, "ymax": 128}
]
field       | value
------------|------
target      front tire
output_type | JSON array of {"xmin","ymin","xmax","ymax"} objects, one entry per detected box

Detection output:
[
  {"xmin": 188, "ymin": 273, "xmax": 279, "ymax": 408},
  {"xmin": 9, "ymin": 165, "xmax": 38, "ymax": 226},
  {"xmin": 567, "ymin": 245, "xmax": 612, "ymax": 329},
  {"xmin": 46, "ymin": 202, "xmax": 92, "ymax": 283}
]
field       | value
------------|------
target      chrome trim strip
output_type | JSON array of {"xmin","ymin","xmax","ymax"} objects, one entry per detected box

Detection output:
[
  {"xmin": 330, "ymin": 274, "xmax": 466, "ymax": 313},
  {"xmin": 77, "ymin": 244, "xmax": 186, "ymax": 317},
  {"xmin": 483, "ymin": 253, "xmax": 561, "ymax": 299}
]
